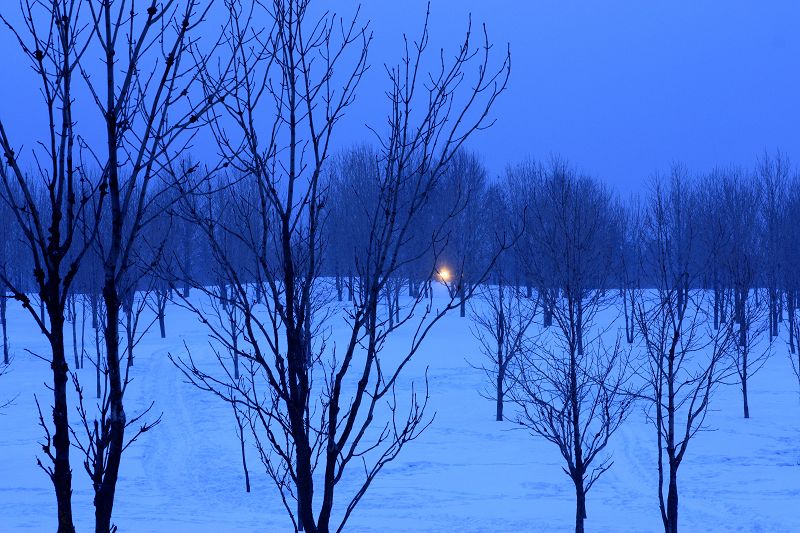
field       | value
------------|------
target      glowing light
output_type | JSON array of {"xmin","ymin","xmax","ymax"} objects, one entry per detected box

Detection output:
[{"xmin": 439, "ymin": 268, "xmax": 452, "ymax": 283}]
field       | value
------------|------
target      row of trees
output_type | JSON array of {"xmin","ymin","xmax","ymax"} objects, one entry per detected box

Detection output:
[
  {"xmin": 4, "ymin": 143, "xmax": 798, "ymax": 533},
  {"xmin": 467, "ymin": 155, "xmax": 800, "ymax": 533}
]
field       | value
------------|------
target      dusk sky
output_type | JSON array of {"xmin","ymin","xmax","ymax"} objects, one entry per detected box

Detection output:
[
  {"xmin": 2, "ymin": 1, "xmax": 799, "ymax": 192},
  {"xmin": 344, "ymin": 1, "xmax": 800, "ymax": 192}
]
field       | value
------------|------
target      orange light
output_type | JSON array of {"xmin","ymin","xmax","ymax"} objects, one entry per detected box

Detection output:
[{"xmin": 439, "ymin": 268, "xmax": 452, "ymax": 282}]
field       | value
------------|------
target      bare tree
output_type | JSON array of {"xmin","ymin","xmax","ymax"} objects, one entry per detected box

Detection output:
[
  {"xmin": 512, "ymin": 162, "xmax": 632, "ymax": 533},
  {"xmin": 757, "ymin": 150, "xmax": 790, "ymax": 339},
  {"xmin": 469, "ymin": 182, "xmax": 533, "ymax": 421},
  {"xmin": 727, "ymin": 288, "xmax": 772, "ymax": 418},
  {"xmin": 66, "ymin": 1, "xmax": 230, "ymax": 530},
  {"xmin": 470, "ymin": 279, "xmax": 535, "ymax": 421},
  {"xmin": 634, "ymin": 170, "xmax": 735, "ymax": 533},
  {"xmin": 172, "ymin": 1, "xmax": 509, "ymax": 531},
  {"xmin": 715, "ymin": 169, "xmax": 770, "ymax": 418},
  {"xmin": 0, "ymin": 2, "xmax": 105, "ymax": 529},
  {"xmin": 781, "ymin": 174, "xmax": 800, "ymax": 392}
]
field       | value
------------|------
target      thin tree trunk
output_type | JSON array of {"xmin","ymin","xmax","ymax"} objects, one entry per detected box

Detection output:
[
  {"xmin": 231, "ymin": 312, "xmax": 240, "ymax": 381},
  {"xmin": 570, "ymin": 322, "xmax": 585, "ymax": 533},
  {"xmin": 543, "ymin": 289, "xmax": 553, "ymax": 327},
  {"xmin": 348, "ymin": 272, "xmax": 354, "ymax": 302},
  {"xmin": 232, "ymin": 403, "xmax": 250, "ymax": 492},
  {"xmin": 496, "ymin": 283, "xmax": 506, "ymax": 421},
  {"xmin": 95, "ymin": 314, "xmax": 102, "ymax": 400},
  {"xmin": 70, "ymin": 297, "xmax": 79, "ymax": 369},
  {"xmin": 158, "ymin": 303, "xmax": 166, "ymax": 339},
  {"xmin": 788, "ymin": 289, "xmax": 796, "ymax": 354},
  {"xmin": 495, "ymin": 364, "xmax": 505, "ymax": 422},
  {"xmin": 1, "ymin": 295, "xmax": 8, "ymax": 365},
  {"xmin": 49, "ymin": 311, "xmax": 76, "ymax": 533},
  {"xmin": 576, "ymin": 300, "xmax": 584, "ymax": 356},
  {"xmin": 183, "ymin": 252, "xmax": 192, "ymax": 298},
  {"xmin": 742, "ymin": 355, "xmax": 750, "ymax": 419},
  {"xmin": 96, "ymin": 280, "xmax": 126, "ymax": 533},
  {"xmin": 125, "ymin": 307, "xmax": 134, "ymax": 371},
  {"xmin": 80, "ymin": 295, "xmax": 86, "ymax": 369},
  {"xmin": 666, "ymin": 467, "xmax": 678, "ymax": 533},
  {"xmin": 219, "ymin": 281, "xmax": 228, "ymax": 311},
  {"xmin": 294, "ymin": 426, "xmax": 316, "ymax": 532},
  {"xmin": 91, "ymin": 293, "xmax": 98, "ymax": 330},
  {"xmin": 574, "ymin": 478, "xmax": 587, "ymax": 533},
  {"xmin": 387, "ymin": 287, "xmax": 394, "ymax": 329}
]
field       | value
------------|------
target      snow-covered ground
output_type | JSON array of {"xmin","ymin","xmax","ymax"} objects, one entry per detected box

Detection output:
[{"xmin": 1, "ymin": 292, "xmax": 799, "ymax": 532}]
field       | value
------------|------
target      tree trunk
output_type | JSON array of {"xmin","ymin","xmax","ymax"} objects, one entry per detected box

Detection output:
[
  {"xmin": 219, "ymin": 281, "xmax": 228, "ymax": 311},
  {"xmin": 50, "ymin": 312, "xmax": 77, "ymax": 533},
  {"xmin": 495, "ymin": 367, "xmax": 504, "ymax": 422},
  {"xmin": 1, "ymin": 295, "xmax": 8, "ymax": 364},
  {"xmin": 70, "ymin": 298, "xmax": 79, "ymax": 369},
  {"xmin": 232, "ymin": 312, "xmax": 240, "ymax": 381},
  {"xmin": 80, "ymin": 295, "xmax": 86, "ymax": 369},
  {"xmin": 294, "ymin": 429, "xmax": 316, "ymax": 532},
  {"xmin": 158, "ymin": 305, "xmax": 166, "ymax": 339},
  {"xmin": 788, "ymin": 289, "xmax": 796, "ymax": 354},
  {"xmin": 348, "ymin": 272, "xmax": 354, "ymax": 302},
  {"xmin": 576, "ymin": 300, "xmax": 584, "ymax": 356},
  {"xmin": 394, "ymin": 283, "xmax": 400, "ymax": 323},
  {"xmin": 574, "ymin": 477, "xmax": 587, "ymax": 533},
  {"xmin": 232, "ymin": 403, "xmax": 250, "ymax": 493},
  {"xmin": 125, "ymin": 308, "xmax": 134, "ymax": 371},
  {"xmin": 459, "ymin": 279, "xmax": 466, "ymax": 318},
  {"xmin": 665, "ymin": 467, "xmax": 678, "ymax": 533},
  {"xmin": 91, "ymin": 293, "xmax": 98, "ymax": 329},
  {"xmin": 770, "ymin": 288, "xmax": 779, "ymax": 338},
  {"xmin": 742, "ymin": 378, "xmax": 750, "ymax": 419},
  {"xmin": 387, "ymin": 288, "xmax": 394, "ymax": 329},
  {"xmin": 570, "ymin": 326, "xmax": 585, "ymax": 533},
  {"xmin": 94, "ymin": 315, "xmax": 102, "ymax": 399},
  {"xmin": 95, "ymin": 281, "xmax": 126, "ymax": 533},
  {"xmin": 543, "ymin": 289, "xmax": 554, "ymax": 328}
]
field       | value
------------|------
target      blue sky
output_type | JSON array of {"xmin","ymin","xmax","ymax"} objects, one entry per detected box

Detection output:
[
  {"xmin": 1, "ymin": 1, "xmax": 798, "ymax": 192},
  {"xmin": 343, "ymin": 1, "xmax": 800, "ymax": 192}
]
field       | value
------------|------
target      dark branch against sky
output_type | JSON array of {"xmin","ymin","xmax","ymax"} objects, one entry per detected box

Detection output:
[{"xmin": 1, "ymin": 0, "xmax": 798, "ymax": 192}]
